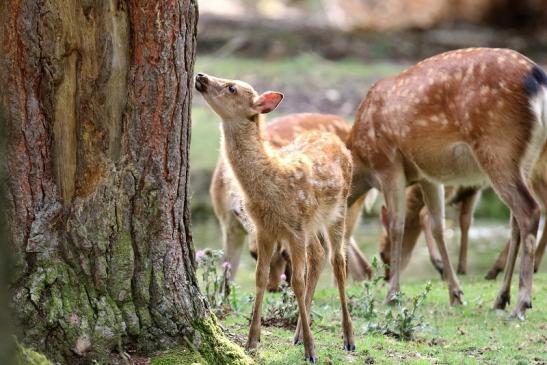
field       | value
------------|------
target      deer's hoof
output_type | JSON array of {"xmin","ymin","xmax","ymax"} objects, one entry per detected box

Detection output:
[
  {"xmin": 457, "ymin": 268, "xmax": 467, "ymax": 275},
  {"xmin": 433, "ymin": 261, "xmax": 444, "ymax": 277},
  {"xmin": 306, "ymin": 356, "xmax": 317, "ymax": 363},
  {"xmin": 450, "ymin": 289, "xmax": 464, "ymax": 306},
  {"xmin": 493, "ymin": 292, "xmax": 510, "ymax": 310},
  {"xmin": 344, "ymin": 343, "xmax": 356, "ymax": 352},
  {"xmin": 293, "ymin": 337, "xmax": 303, "ymax": 345},
  {"xmin": 384, "ymin": 290, "xmax": 399, "ymax": 305},
  {"xmin": 484, "ymin": 268, "xmax": 501, "ymax": 281},
  {"xmin": 510, "ymin": 300, "xmax": 532, "ymax": 321}
]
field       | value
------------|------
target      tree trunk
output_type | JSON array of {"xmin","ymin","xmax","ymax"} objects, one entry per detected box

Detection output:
[{"xmin": 1, "ymin": 1, "xmax": 249, "ymax": 363}]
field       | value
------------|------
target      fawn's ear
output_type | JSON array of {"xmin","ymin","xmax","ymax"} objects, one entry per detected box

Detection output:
[
  {"xmin": 252, "ymin": 92, "xmax": 284, "ymax": 114},
  {"xmin": 380, "ymin": 205, "xmax": 389, "ymax": 229}
]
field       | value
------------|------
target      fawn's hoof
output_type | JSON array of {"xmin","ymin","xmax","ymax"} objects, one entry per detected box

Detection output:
[
  {"xmin": 293, "ymin": 337, "xmax": 303, "ymax": 345},
  {"xmin": 493, "ymin": 292, "xmax": 510, "ymax": 310},
  {"xmin": 344, "ymin": 343, "xmax": 356, "ymax": 351},
  {"xmin": 457, "ymin": 268, "xmax": 467, "ymax": 275},
  {"xmin": 450, "ymin": 289, "xmax": 464, "ymax": 306},
  {"xmin": 306, "ymin": 356, "xmax": 317, "ymax": 363}
]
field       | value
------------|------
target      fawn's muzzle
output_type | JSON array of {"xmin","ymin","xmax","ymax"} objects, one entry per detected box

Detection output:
[{"xmin": 195, "ymin": 73, "xmax": 208, "ymax": 92}]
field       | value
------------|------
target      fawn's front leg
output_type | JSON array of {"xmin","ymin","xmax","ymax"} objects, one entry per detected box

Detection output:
[
  {"xmin": 246, "ymin": 232, "xmax": 276, "ymax": 350},
  {"xmin": 327, "ymin": 212, "xmax": 355, "ymax": 351},
  {"xmin": 288, "ymin": 234, "xmax": 316, "ymax": 363}
]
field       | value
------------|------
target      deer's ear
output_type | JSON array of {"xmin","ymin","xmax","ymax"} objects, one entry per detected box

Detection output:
[{"xmin": 252, "ymin": 92, "xmax": 283, "ymax": 114}]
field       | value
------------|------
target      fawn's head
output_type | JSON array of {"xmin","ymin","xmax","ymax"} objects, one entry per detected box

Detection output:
[{"xmin": 195, "ymin": 73, "xmax": 283, "ymax": 121}]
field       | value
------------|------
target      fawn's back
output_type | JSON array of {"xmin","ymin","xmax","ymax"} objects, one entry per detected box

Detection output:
[{"xmin": 257, "ymin": 130, "xmax": 352, "ymax": 235}]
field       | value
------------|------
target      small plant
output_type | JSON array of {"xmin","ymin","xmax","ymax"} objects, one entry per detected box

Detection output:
[
  {"xmin": 348, "ymin": 257, "xmax": 385, "ymax": 320},
  {"xmin": 365, "ymin": 281, "xmax": 432, "ymax": 340},
  {"xmin": 263, "ymin": 274, "xmax": 299, "ymax": 328},
  {"xmin": 195, "ymin": 249, "xmax": 235, "ymax": 317},
  {"xmin": 349, "ymin": 257, "xmax": 432, "ymax": 340}
]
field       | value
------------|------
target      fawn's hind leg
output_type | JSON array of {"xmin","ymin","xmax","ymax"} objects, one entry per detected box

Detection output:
[
  {"xmin": 327, "ymin": 211, "xmax": 355, "ymax": 351},
  {"xmin": 293, "ymin": 234, "xmax": 326, "ymax": 345}
]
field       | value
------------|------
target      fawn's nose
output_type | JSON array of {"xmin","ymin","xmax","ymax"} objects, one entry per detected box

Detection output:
[{"xmin": 195, "ymin": 73, "xmax": 208, "ymax": 92}]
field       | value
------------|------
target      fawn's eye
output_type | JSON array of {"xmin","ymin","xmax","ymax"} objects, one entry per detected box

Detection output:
[{"xmin": 227, "ymin": 85, "xmax": 237, "ymax": 94}]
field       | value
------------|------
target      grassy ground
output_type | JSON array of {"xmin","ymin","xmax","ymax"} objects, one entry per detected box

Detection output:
[
  {"xmin": 152, "ymin": 273, "xmax": 547, "ymax": 364},
  {"xmin": 222, "ymin": 274, "xmax": 547, "ymax": 365}
]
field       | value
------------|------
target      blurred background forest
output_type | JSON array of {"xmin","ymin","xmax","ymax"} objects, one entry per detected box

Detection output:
[{"xmin": 191, "ymin": 0, "xmax": 547, "ymax": 286}]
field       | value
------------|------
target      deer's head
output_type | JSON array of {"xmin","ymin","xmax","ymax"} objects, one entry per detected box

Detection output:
[{"xmin": 195, "ymin": 73, "xmax": 283, "ymax": 121}]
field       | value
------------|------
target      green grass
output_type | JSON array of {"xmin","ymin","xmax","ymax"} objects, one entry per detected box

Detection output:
[
  {"xmin": 219, "ymin": 274, "xmax": 547, "ymax": 365},
  {"xmin": 190, "ymin": 106, "xmax": 222, "ymax": 172},
  {"xmin": 195, "ymin": 54, "xmax": 403, "ymax": 87}
]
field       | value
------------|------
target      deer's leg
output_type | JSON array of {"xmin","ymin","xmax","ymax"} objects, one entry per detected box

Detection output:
[
  {"xmin": 346, "ymin": 238, "xmax": 372, "ymax": 281},
  {"xmin": 327, "ymin": 213, "xmax": 355, "ymax": 351},
  {"xmin": 485, "ymin": 240, "xmax": 509, "ymax": 280},
  {"xmin": 266, "ymin": 246, "xmax": 288, "ymax": 292},
  {"xmin": 222, "ymin": 215, "xmax": 247, "ymax": 279},
  {"xmin": 457, "ymin": 189, "xmax": 481, "ymax": 275},
  {"xmin": 419, "ymin": 181, "xmax": 463, "ymax": 305},
  {"xmin": 493, "ymin": 216, "xmax": 519, "ymax": 309},
  {"xmin": 380, "ymin": 168, "xmax": 406, "ymax": 304},
  {"xmin": 420, "ymin": 207, "xmax": 445, "ymax": 277},
  {"xmin": 293, "ymin": 234, "xmax": 326, "ymax": 345},
  {"xmin": 534, "ymin": 218, "xmax": 547, "ymax": 272},
  {"xmin": 287, "ymin": 234, "xmax": 316, "ymax": 362},
  {"xmin": 486, "ymin": 173, "xmax": 539, "ymax": 319},
  {"xmin": 380, "ymin": 184, "xmax": 426, "ymax": 280},
  {"xmin": 246, "ymin": 232, "xmax": 276, "ymax": 350},
  {"xmin": 531, "ymin": 176, "xmax": 547, "ymax": 273},
  {"xmin": 345, "ymin": 195, "xmax": 372, "ymax": 281}
]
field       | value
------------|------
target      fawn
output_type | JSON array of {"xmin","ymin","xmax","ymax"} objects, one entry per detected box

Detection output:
[
  {"xmin": 347, "ymin": 48, "xmax": 547, "ymax": 319},
  {"xmin": 210, "ymin": 113, "xmax": 373, "ymax": 291},
  {"xmin": 196, "ymin": 74, "xmax": 355, "ymax": 361},
  {"xmin": 379, "ymin": 185, "xmax": 481, "ymax": 279}
]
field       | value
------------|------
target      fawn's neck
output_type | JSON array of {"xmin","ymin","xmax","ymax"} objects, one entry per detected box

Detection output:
[{"xmin": 221, "ymin": 115, "xmax": 278, "ymax": 205}]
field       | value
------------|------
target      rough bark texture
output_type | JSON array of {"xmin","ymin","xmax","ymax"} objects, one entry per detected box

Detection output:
[{"xmin": 1, "ymin": 1, "xmax": 249, "ymax": 363}]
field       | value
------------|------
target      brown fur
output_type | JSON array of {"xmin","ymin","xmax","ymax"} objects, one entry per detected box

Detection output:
[
  {"xmin": 196, "ymin": 74, "xmax": 355, "ymax": 360},
  {"xmin": 348, "ymin": 48, "xmax": 546, "ymax": 319},
  {"xmin": 210, "ymin": 113, "xmax": 372, "ymax": 291}
]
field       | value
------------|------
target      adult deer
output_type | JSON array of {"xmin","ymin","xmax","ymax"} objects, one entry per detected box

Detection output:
[
  {"xmin": 196, "ymin": 74, "xmax": 355, "ymax": 362},
  {"xmin": 347, "ymin": 48, "xmax": 547, "ymax": 319},
  {"xmin": 210, "ymin": 113, "xmax": 373, "ymax": 291}
]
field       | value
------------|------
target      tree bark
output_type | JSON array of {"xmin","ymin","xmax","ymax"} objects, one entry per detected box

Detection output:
[{"xmin": 1, "ymin": 1, "xmax": 249, "ymax": 363}]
